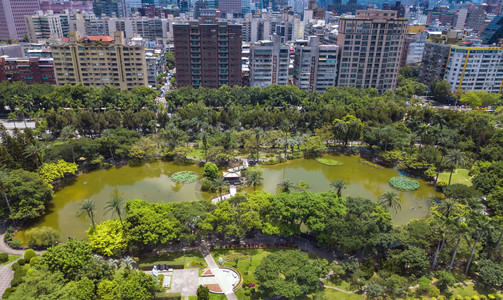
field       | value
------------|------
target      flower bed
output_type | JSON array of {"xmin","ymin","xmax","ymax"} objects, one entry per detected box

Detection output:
[
  {"xmin": 171, "ymin": 171, "xmax": 198, "ymax": 184},
  {"xmin": 315, "ymin": 158, "xmax": 343, "ymax": 166},
  {"xmin": 224, "ymin": 253, "xmax": 250, "ymax": 262},
  {"xmin": 389, "ymin": 176, "xmax": 419, "ymax": 191}
]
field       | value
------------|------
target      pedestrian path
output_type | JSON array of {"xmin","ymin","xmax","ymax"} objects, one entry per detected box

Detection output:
[
  {"xmin": 200, "ymin": 245, "xmax": 238, "ymax": 300},
  {"xmin": 0, "ymin": 260, "xmax": 17, "ymax": 298}
]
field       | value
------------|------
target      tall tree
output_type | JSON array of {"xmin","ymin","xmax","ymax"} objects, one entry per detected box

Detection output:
[
  {"xmin": 378, "ymin": 191, "xmax": 402, "ymax": 213},
  {"xmin": 253, "ymin": 127, "xmax": 264, "ymax": 162},
  {"xmin": 444, "ymin": 149, "xmax": 466, "ymax": 185},
  {"xmin": 280, "ymin": 120, "xmax": 292, "ymax": 158},
  {"xmin": 61, "ymin": 125, "xmax": 77, "ymax": 163},
  {"xmin": 23, "ymin": 143, "xmax": 44, "ymax": 174},
  {"xmin": 104, "ymin": 194, "xmax": 125, "ymax": 227},
  {"xmin": 77, "ymin": 199, "xmax": 97, "ymax": 230},
  {"xmin": 330, "ymin": 179, "xmax": 347, "ymax": 198},
  {"xmin": 211, "ymin": 177, "xmax": 229, "ymax": 201},
  {"xmin": 101, "ymin": 129, "xmax": 115, "ymax": 161},
  {"xmin": 246, "ymin": 167, "xmax": 264, "ymax": 191},
  {"xmin": 0, "ymin": 170, "xmax": 12, "ymax": 216}
]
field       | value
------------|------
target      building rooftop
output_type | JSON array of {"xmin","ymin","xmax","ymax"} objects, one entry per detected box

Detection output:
[{"xmin": 81, "ymin": 35, "xmax": 115, "ymax": 42}]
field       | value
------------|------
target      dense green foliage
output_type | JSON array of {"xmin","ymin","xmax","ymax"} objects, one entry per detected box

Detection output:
[
  {"xmin": 24, "ymin": 226, "xmax": 60, "ymax": 248},
  {"xmin": 171, "ymin": 171, "xmax": 198, "ymax": 183}
]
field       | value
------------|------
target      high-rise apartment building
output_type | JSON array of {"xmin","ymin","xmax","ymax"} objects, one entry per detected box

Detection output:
[
  {"xmin": 249, "ymin": 34, "xmax": 289, "ymax": 87},
  {"xmin": 481, "ymin": 16, "xmax": 503, "ymax": 45},
  {"xmin": 93, "ymin": 0, "xmax": 128, "ymax": 18},
  {"xmin": 0, "ymin": 57, "xmax": 56, "ymax": 85},
  {"xmin": 0, "ymin": 0, "xmax": 41, "ymax": 40},
  {"xmin": 444, "ymin": 45, "xmax": 503, "ymax": 94},
  {"xmin": 336, "ymin": 9, "xmax": 407, "ymax": 92},
  {"xmin": 25, "ymin": 11, "xmax": 66, "ymax": 43},
  {"xmin": 51, "ymin": 31, "xmax": 147, "ymax": 88},
  {"xmin": 418, "ymin": 41, "xmax": 451, "ymax": 84},
  {"xmin": 293, "ymin": 36, "xmax": 338, "ymax": 93},
  {"xmin": 173, "ymin": 21, "xmax": 242, "ymax": 88}
]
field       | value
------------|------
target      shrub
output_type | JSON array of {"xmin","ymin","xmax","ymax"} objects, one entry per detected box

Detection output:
[
  {"xmin": 428, "ymin": 286, "xmax": 440, "ymax": 297},
  {"xmin": 203, "ymin": 162, "xmax": 219, "ymax": 181},
  {"xmin": 2, "ymin": 287, "xmax": 15, "ymax": 299},
  {"xmin": 171, "ymin": 171, "xmax": 198, "ymax": 184},
  {"xmin": 24, "ymin": 249, "xmax": 37, "ymax": 261},
  {"xmin": 29, "ymin": 256, "xmax": 39, "ymax": 266},
  {"xmin": 24, "ymin": 226, "xmax": 60, "ymax": 248},
  {"xmin": 17, "ymin": 259, "xmax": 26, "ymax": 266},
  {"xmin": 10, "ymin": 262, "xmax": 19, "ymax": 271},
  {"xmin": 389, "ymin": 176, "xmax": 420, "ymax": 191},
  {"xmin": 0, "ymin": 252, "xmax": 8, "ymax": 263},
  {"xmin": 8, "ymin": 239, "xmax": 23, "ymax": 249}
]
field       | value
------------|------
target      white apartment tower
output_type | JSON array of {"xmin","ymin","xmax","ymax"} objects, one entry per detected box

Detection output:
[
  {"xmin": 444, "ymin": 45, "xmax": 503, "ymax": 94},
  {"xmin": 293, "ymin": 36, "xmax": 338, "ymax": 92},
  {"xmin": 249, "ymin": 34, "xmax": 290, "ymax": 87}
]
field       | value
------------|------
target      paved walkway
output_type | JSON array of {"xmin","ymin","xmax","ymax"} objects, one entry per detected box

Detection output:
[
  {"xmin": 200, "ymin": 245, "xmax": 238, "ymax": 300},
  {"xmin": 0, "ymin": 233, "xmax": 43, "ymax": 256},
  {"xmin": 0, "ymin": 260, "xmax": 17, "ymax": 298}
]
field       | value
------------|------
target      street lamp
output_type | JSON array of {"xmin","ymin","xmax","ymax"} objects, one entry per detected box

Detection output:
[{"xmin": 183, "ymin": 248, "xmax": 186, "ymax": 266}]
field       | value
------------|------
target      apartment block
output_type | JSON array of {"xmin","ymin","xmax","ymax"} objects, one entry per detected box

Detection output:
[
  {"xmin": 249, "ymin": 34, "xmax": 289, "ymax": 87},
  {"xmin": 0, "ymin": 57, "xmax": 56, "ymax": 85},
  {"xmin": 93, "ymin": 0, "xmax": 128, "ymax": 18},
  {"xmin": 418, "ymin": 41, "xmax": 452, "ymax": 84},
  {"xmin": 173, "ymin": 21, "xmax": 242, "ymax": 88},
  {"xmin": 51, "ymin": 31, "xmax": 147, "ymax": 89},
  {"xmin": 0, "ymin": 0, "xmax": 41, "ymax": 40},
  {"xmin": 293, "ymin": 36, "xmax": 338, "ymax": 93},
  {"xmin": 336, "ymin": 9, "xmax": 407, "ymax": 92},
  {"xmin": 25, "ymin": 11, "xmax": 66, "ymax": 43},
  {"xmin": 444, "ymin": 46, "xmax": 503, "ymax": 94}
]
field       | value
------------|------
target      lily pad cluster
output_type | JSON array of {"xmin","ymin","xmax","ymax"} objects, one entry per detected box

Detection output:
[
  {"xmin": 171, "ymin": 171, "xmax": 198, "ymax": 184},
  {"xmin": 389, "ymin": 176, "xmax": 419, "ymax": 191}
]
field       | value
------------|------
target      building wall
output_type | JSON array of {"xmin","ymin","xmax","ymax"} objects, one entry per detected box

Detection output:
[
  {"xmin": 51, "ymin": 31, "xmax": 147, "ymax": 89},
  {"xmin": 444, "ymin": 46, "xmax": 503, "ymax": 94},
  {"xmin": 336, "ymin": 9, "xmax": 407, "ymax": 92},
  {"xmin": 418, "ymin": 42, "xmax": 451, "ymax": 84},
  {"xmin": 293, "ymin": 36, "xmax": 338, "ymax": 92},
  {"xmin": 0, "ymin": 57, "xmax": 56, "ymax": 85},
  {"xmin": 0, "ymin": 0, "xmax": 41, "ymax": 40},
  {"xmin": 249, "ymin": 34, "xmax": 289, "ymax": 87},
  {"xmin": 173, "ymin": 22, "xmax": 242, "ymax": 88}
]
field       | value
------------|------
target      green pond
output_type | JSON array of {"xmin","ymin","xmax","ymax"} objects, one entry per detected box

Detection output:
[{"xmin": 18, "ymin": 155, "xmax": 442, "ymax": 241}]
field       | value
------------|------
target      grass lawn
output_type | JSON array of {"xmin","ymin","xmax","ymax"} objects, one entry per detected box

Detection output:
[
  {"xmin": 209, "ymin": 294, "xmax": 227, "ymax": 300},
  {"xmin": 188, "ymin": 296, "xmax": 198, "ymax": 300},
  {"xmin": 188, "ymin": 148, "xmax": 205, "ymax": 160},
  {"xmin": 323, "ymin": 279, "xmax": 355, "ymax": 292},
  {"xmin": 312, "ymin": 288, "xmax": 362, "ymax": 300},
  {"xmin": 2, "ymin": 254, "xmax": 20, "ymax": 266},
  {"xmin": 315, "ymin": 157, "xmax": 343, "ymax": 166},
  {"xmin": 438, "ymin": 169, "xmax": 472, "ymax": 186},
  {"xmin": 138, "ymin": 249, "xmax": 206, "ymax": 270}
]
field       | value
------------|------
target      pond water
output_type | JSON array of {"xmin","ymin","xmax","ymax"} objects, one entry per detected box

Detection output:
[{"xmin": 17, "ymin": 155, "xmax": 442, "ymax": 241}]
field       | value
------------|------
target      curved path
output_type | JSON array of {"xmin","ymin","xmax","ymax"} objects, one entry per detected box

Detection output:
[
  {"xmin": 0, "ymin": 260, "xmax": 17, "ymax": 298},
  {"xmin": 0, "ymin": 233, "xmax": 43, "ymax": 256}
]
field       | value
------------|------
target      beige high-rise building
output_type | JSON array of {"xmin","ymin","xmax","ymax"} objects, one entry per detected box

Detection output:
[
  {"xmin": 52, "ymin": 31, "xmax": 147, "ymax": 89},
  {"xmin": 337, "ymin": 9, "xmax": 407, "ymax": 92}
]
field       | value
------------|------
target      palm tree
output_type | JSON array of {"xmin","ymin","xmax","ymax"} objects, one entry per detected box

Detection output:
[
  {"xmin": 212, "ymin": 177, "xmax": 229, "ymax": 201},
  {"xmin": 0, "ymin": 170, "xmax": 12, "ymax": 216},
  {"xmin": 448, "ymin": 216, "xmax": 469, "ymax": 271},
  {"xmin": 330, "ymin": 179, "xmax": 347, "ymax": 198},
  {"xmin": 77, "ymin": 199, "xmax": 97, "ymax": 230},
  {"xmin": 253, "ymin": 127, "xmax": 264, "ymax": 162},
  {"xmin": 101, "ymin": 129, "xmax": 115, "ymax": 161},
  {"xmin": 23, "ymin": 143, "xmax": 43, "ymax": 174},
  {"xmin": 378, "ymin": 191, "xmax": 402, "ymax": 213},
  {"xmin": 61, "ymin": 125, "xmax": 77, "ymax": 163},
  {"xmin": 198, "ymin": 130, "xmax": 210, "ymax": 162},
  {"xmin": 104, "ymin": 194, "xmax": 125, "ymax": 226},
  {"xmin": 465, "ymin": 215, "xmax": 492, "ymax": 276},
  {"xmin": 444, "ymin": 149, "xmax": 466, "ymax": 185},
  {"xmin": 121, "ymin": 256, "xmax": 136, "ymax": 269},
  {"xmin": 277, "ymin": 178, "xmax": 295, "ymax": 193},
  {"xmin": 280, "ymin": 120, "xmax": 292, "ymax": 159},
  {"xmin": 246, "ymin": 167, "xmax": 264, "ymax": 191}
]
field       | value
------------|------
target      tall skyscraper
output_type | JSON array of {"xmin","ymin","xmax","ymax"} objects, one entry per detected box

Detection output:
[
  {"xmin": 0, "ymin": 0, "xmax": 41, "ymax": 40},
  {"xmin": 481, "ymin": 16, "xmax": 503, "ymax": 45},
  {"xmin": 173, "ymin": 21, "xmax": 242, "ymax": 88},
  {"xmin": 93, "ymin": 0, "xmax": 128, "ymax": 17},
  {"xmin": 336, "ymin": 9, "xmax": 407, "ymax": 92}
]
